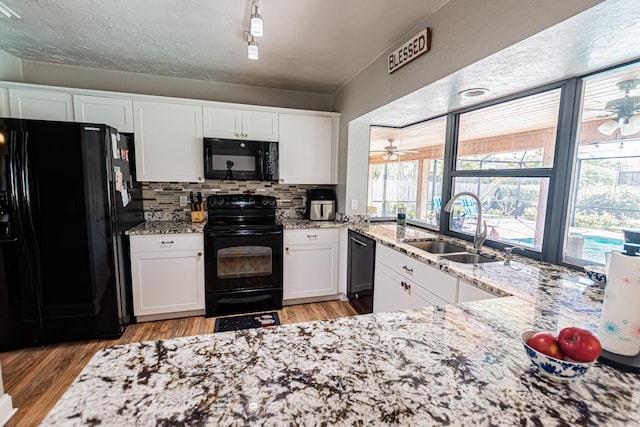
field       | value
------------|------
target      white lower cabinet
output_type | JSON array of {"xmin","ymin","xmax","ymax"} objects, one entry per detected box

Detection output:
[
  {"xmin": 283, "ymin": 228, "xmax": 339, "ymax": 301},
  {"xmin": 130, "ymin": 234, "xmax": 205, "ymax": 320},
  {"xmin": 374, "ymin": 264, "xmax": 445, "ymax": 313},
  {"xmin": 457, "ymin": 279, "xmax": 497, "ymax": 302}
]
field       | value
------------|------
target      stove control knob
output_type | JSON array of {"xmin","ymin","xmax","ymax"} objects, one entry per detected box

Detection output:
[
  {"xmin": 262, "ymin": 198, "xmax": 268, "ymax": 205},
  {"xmin": 269, "ymin": 198, "xmax": 276, "ymax": 206},
  {"xmin": 217, "ymin": 197, "xmax": 225, "ymax": 206}
]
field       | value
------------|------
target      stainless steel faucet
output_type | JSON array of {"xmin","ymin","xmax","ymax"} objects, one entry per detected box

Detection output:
[{"xmin": 444, "ymin": 192, "xmax": 488, "ymax": 253}]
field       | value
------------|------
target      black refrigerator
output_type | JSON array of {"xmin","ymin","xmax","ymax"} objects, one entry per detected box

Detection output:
[{"xmin": 0, "ymin": 118, "xmax": 143, "ymax": 351}]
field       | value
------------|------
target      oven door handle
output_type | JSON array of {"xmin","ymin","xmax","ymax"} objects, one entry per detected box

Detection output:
[{"xmin": 207, "ymin": 229, "xmax": 283, "ymax": 237}]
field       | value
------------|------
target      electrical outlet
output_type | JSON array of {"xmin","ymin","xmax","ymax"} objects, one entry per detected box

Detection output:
[
  {"xmin": 351, "ymin": 199, "xmax": 358, "ymax": 210},
  {"xmin": 179, "ymin": 196, "xmax": 188, "ymax": 207}
]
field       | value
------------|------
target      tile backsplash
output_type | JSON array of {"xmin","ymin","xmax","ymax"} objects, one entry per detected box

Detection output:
[{"xmin": 142, "ymin": 181, "xmax": 335, "ymax": 221}]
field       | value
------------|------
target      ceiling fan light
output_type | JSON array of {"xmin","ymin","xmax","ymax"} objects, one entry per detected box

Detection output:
[
  {"xmin": 628, "ymin": 114, "xmax": 640, "ymax": 130},
  {"xmin": 389, "ymin": 153, "xmax": 398, "ymax": 161},
  {"xmin": 597, "ymin": 119, "xmax": 618, "ymax": 136},
  {"xmin": 382, "ymin": 153, "xmax": 389, "ymax": 161},
  {"xmin": 621, "ymin": 119, "xmax": 640, "ymax": 136}
]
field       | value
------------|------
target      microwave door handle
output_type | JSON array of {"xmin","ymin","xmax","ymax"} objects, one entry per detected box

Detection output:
[{"xmin": 320, "ymin": 203, "xmax": 324, "ymax": 217}]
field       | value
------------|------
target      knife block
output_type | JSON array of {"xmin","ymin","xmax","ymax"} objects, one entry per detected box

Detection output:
[{"xmin": 191, "ymin": 204, "xmax": 205, "ymax": 223}]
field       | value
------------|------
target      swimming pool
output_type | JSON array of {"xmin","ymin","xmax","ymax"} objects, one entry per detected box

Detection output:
[{"xmin": 515, "ymin": 235, "xmax": 623, "ymax": 264}]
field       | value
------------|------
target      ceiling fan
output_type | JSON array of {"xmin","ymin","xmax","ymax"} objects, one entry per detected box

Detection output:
[
  {"xmin": 594, "ymin": 79, "xmax": 640, "ymax": 136},
  {"xmin": 371, "ymin": 139, "xmax": 418, "ymax": 160}
]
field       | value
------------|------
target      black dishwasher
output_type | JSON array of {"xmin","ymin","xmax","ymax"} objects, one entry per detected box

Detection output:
[{"xmin": 347, "ymin": 230, "xmax": 376, "ymax": 314}]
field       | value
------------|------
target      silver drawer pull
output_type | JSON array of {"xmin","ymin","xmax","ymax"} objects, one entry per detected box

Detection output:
[
  {"xmin": 402, "ymin": 265, "xmax": 413, "ymax": 273},
  {"xmin": 161, "ymin": 240, "xmax": 174, "ymax": 244}
]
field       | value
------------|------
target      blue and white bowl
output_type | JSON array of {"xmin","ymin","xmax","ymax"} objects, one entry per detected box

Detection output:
[
  {"xmin": 584, "ymin": 265, "xmax": 606, "ymax": 284},
  {"xmin": 521, "ymin": 331, "xmax": 593, "ymax": 380}
]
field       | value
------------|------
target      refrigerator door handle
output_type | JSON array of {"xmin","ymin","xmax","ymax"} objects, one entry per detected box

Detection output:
[
  {"xmin": 20, "ymin": 130, "xmax": 40, "ymax": 254},
  {"xmin": 10, "ymin": 128, "xmax": 39, "ymax": 321}
]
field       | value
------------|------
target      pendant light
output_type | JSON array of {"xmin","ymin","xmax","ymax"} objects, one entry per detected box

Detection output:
[
  {"xmin": 247, "ymin": 35, "xmax": 259, "ymax": 60},
  {"xmin": 250, "ymin": 0, "xmax": 263, "ymax": 37}
]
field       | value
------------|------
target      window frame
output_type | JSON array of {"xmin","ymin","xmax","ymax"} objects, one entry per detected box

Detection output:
[{"xmin": 367, "ymin": 58, "xmax": 640, "ymax": 270}]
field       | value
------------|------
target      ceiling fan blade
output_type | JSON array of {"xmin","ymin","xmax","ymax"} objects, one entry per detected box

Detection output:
[{"xmin": 396, "ymin": 150, "xmax": 419, "ymax": 154}]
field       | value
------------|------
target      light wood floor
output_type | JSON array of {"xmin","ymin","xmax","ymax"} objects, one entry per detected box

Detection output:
[{"xmin": 0, "ymin": 300, "xmax": 359, "ymax": 427}]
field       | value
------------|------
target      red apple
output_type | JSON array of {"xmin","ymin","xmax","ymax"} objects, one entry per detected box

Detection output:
[
  {"xmin": 558, "ymin": 327, "xmax": 602, "ymax": 362},
  {"xmin": 526, "ymin": 332, "xmax": 564, "ymax": 360}
]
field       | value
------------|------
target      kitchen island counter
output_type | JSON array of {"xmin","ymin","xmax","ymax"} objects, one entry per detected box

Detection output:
[
  {"xmin": 46, "ymin": 221, "xmax": 638, "ymax": 425},
  {"xmin": 42, "ymin": 296, "xmax": 639, "ymax": 426}
]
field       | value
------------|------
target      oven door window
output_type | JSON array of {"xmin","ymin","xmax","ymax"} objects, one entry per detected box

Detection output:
[{"xmin": 217, "ymin": 246, "xmax": 272, "ymax": 279}]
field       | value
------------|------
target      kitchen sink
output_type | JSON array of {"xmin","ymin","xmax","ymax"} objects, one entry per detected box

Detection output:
[
  {"xmin": 406, "ymin": 240, "xmax": 467, "ymax": 254},
  {"xmin": 439, "ymin": 253, "xmax": 498, "ymax": 264}
]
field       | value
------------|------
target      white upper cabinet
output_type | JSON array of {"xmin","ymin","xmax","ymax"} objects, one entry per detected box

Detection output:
[
  {"xmin": 203, "ymin": 107, "xmax": 278, "ymax": 141},
  {"xmin": 0, "ymin": 88, "xmax": 8, "ymax": 117},
  {"xmin": 133, "ymin": 100, "xmax": 204, "ymax": 182},
  {"xmin": 9, "ymin": 88, "xmax": 74, "ymax": 121},
  {"xmin": 73, "ymin": 95, "xmax": 134, "ymax": 132},
  {"xmin": 279, "ymin": 114, "xmax": 337, "ymax": 184}
]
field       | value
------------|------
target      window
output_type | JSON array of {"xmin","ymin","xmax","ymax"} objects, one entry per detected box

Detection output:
[
  {"xmin": 368, "ymin": 117, "xmax": 446, "ymax": 227},
  {"xmin": 565, "ymin": 62, "xmax": 640, "ymax": 265},
  {"xmin": 451, "ymin": 89, "xmax": 562, "ymax": 251}
]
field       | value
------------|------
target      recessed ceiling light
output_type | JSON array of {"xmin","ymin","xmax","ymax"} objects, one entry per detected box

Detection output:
[
  {"xmin": 458, "ymin": 88, "xmax": 490, "ymax": 98},
  {"xmin": 0, "ymin": 1, "xmax": 20, "ymax": 19}
]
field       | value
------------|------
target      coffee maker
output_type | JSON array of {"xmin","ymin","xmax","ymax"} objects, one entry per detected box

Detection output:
[{"xmin": 306, "ymin": 189, "xmax": 336, "ymax": 221}]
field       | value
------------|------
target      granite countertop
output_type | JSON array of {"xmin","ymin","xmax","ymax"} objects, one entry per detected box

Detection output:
[
  {"xmin": 44, "ymin": 222, "xmax": 640, "ymax": 425},
  {"xmin": 125, "ymin": 219, "xmax": 344, "ymax": 235},
  {"xmin": 125, "ymin": 221, "xmax": 206, "ymax": 235}
]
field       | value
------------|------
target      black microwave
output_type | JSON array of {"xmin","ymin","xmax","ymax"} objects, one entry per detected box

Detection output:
[{"xmin": 204, "ymin": 138, "xmax": 279, "ymax": 181}]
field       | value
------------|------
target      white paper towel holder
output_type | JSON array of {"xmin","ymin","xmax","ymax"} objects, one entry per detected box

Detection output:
[{"xmin": 597, "ymin": 243, "xmax": 640, "ymax": 373}]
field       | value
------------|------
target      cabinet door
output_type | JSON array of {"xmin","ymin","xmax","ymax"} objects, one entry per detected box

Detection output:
[
  {"xmin": 242, "ymin": 110, "xmax": 278, "ymax": 141},
  {"xmin": 133, "ymin": 100, "xmax": 204, "ymax": 182},
  {"xmin": 131, "ymin": 249, "xmax": 205, "ymax": 316},
  {"xmin": 0, "ymin": 88, "xmax": 9, "ymax": 117},
  {"xmin": 279, "ymin": 114, "xmax": 334, "ymax": 184},
  {"xmin": 203, "ymin": 107, "xmax": 242, "ymax": 139},
  {"xmin": 457, "ymin": 280, "xmax": 496, "ymax": 303},
  {"xmin": 283, "ymin": 242, "xmax": 339, "ymax": 300},
  {"xmin": 373, "ymin": 264, "xmax": 412, "ymax": 313},
  {"xmin": 73, "ymin": 95, "xmax": 134, "ymax": 132},
  {"xmin": 9, "ymin": 88, "xmax": 74, "ymax": 121}
]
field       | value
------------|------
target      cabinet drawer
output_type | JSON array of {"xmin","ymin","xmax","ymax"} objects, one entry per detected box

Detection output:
[
  {"xmin": 130, "ymin": 234, "xmax": 203, "ymax": 253},
  {"xmin": 284, "ymin": 228, "xmax": 339, "ymax": 245},
  {"xmin": 377, "ymin": 244, "xmax": 457, "ymax": 303}
]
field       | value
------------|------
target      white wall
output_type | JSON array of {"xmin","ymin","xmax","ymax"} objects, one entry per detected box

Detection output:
[
  {"xmin": 0, "ymin": 50, "xmax": 23, "ymax": 82},
  {"xmin": 20, "ymin": 60, "xmax": 333, "ymax": 112},
  {"xmin": 332, "ymin": 0, "xmax": 604, "ymax": 214}
]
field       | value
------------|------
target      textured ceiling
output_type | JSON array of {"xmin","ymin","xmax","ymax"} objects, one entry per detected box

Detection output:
[
  {"xmin": 0, "ymin": 0, "xmax": 447, "ymax": 94},
  {"xmin": 366, "ymin": 0, "xmax": 640, "ymax": 127}
]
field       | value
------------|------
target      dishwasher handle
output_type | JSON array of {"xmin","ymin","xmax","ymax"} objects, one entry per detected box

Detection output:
[{"xmin": 350, "ymin": 236, "xmax": 368, "ymax": 247}]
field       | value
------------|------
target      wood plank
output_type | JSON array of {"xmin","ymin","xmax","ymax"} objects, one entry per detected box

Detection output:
[{"xmin": 0, "ymin": 300, "xmax": 358, "ymax": 427}]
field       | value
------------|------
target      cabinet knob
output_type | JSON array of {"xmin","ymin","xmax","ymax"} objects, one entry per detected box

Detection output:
[
  {"xmin": 197, "ymin": 252, "xmax": 202, "ymax": 256},
  {"xmin": 285, "ymin": 247, "xmax": 289, "ymax": 253},
  {"xmin": 402, "ymin": 265, "xmax": 413, "ymax": 274}
]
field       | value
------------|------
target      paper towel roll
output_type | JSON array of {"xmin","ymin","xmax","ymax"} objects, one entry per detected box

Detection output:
[{"xmin": 598, "ymin": 251, "xmax": 640, "ymax": 356}]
